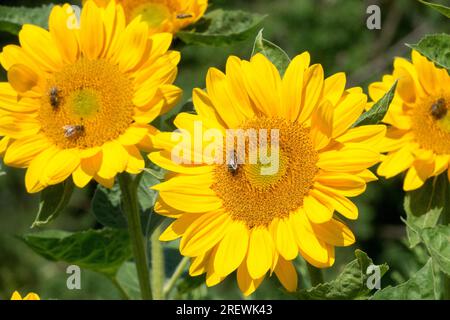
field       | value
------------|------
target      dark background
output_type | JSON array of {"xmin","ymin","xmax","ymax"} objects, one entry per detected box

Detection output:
[{"xmin": 0, "ymin": 0, "xmax": 447, "ymax": 299}]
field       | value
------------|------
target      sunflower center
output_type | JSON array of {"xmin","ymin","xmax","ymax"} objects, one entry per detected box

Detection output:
[
  {"xmin": 39, "ymin": 58, "xmax": 134, "ymax": 149},
  {"xmin": 212, "ymin": 118, "xmax": 319, "ymax": 228},
  {"xmin": 128, "ymin": 2, "xmax": 171, "ymax": 27},
  {"xmin": 411, "ymin": 93, "xmax": 450, "ymax": 155}
]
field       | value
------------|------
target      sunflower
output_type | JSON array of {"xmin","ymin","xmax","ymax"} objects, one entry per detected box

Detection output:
[
  {"xmin": 10, "ymin": 291, "xmax": 40, "ymax": 300},
  {"xmin": 91, "ymin": 0, "xmax": 208, "ymax": 34},
  {"xmin": 0, "ymin": 0, "xmax": 181, "ymax": 193},
  {"xmin": 150, "ymin": 53, "xmax": 385, "ymax": 295},
  {"xmin": 369, "ymin": 50, "xmax": 450, "ymax": 191}
]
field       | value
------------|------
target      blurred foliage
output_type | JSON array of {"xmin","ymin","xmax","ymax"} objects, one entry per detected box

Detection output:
[{"xmin": 0, "ymin": 0, "xmax": 448, "ymax": 300}]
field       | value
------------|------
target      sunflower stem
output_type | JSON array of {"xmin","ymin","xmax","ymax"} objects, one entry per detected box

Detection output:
[
  {"xmin": 164, "ymin": 256, "xmax": 190, "ymax": 297},
  {"xmin": 306, "ymin": 263, "xmax": 324, "ymax": 287},
  {"xmin": 118, "ymin": 173, "xmax": 152, "ymax": 300},
  {"xmin": 151, "ymin": 225, "xmax": 165, "ymax": 300}
]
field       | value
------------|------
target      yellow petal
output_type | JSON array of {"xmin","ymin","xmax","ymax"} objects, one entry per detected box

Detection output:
[
  {"xmin": 332, "ymin": 92, "xmax": 367, "ymax": 137},
  {"xmin": 377, "ymin": 147, "xmax": 414, "ymax": 178},
  {"xmin": 42, "ymin": 148, "xmax": 80, "ymax": 185},
  {"xmin": 310, "ymin": 100, "xmax": 334, "ymax": 150},
  {"xmin": 311, "ymin": 218, "xmax": 355, "ymax": 246},
  {"xmin": 7, "ymin": 64, "xmax": 39, "ymax": 94},
  {"xmin": 79, "ymin": 1, "xmax": 105, "ymax": 59},
  {"xmin": 247, "ymin": 227, "xmax": 274, "ymax": 279},
  {"xmin": 274, "ymin": 257, "xmax": 298, "ymax": 292},
  {"xmin": 297, "ymin": 64, "xmax": 324, "ymax": 123},
  {"xmin": 282, "ymin": 52, "xmax": 310, "ymax": 121},
  {"xmin": 214, "ymin": 221, "xmax": 249, "ymax": 277},
  {"xmin": 312, "ymin": 185, "xmax": 359, "ymax": 220},
  {"xmin": 322, "ymin": 72, "xmax": 346, "ymax": 106},
  {"xmin": 317, "ymin": 146, "xmax": 379, "ymax": 172},
  {"xmin": 180, "ymin": 212, "xmax": 231, "ymax": 257},
  {"xmin": 273, "ymin": 218, "xmax": 298, "ymax": 260},
  {"xmin": 315, "ymin": 172, "xmax": 366, "ymax": 197},
  {"xmin": 4, "ymin": 134, "xmax": 51, "ymax": 168},
  {"xmin": 237, "ymin": 259, "xmax": 265, "ymax": 296},
  {"xmin": 303, "ymin": 194, "xmax": 333, "ymax": 224},
  {"xmin": 49, "ymin": 4, "xmax": 79, "ymax": 64},
  {"xmin": 25, "ymin": 146, "xmax": 59, "ymax": 193}
]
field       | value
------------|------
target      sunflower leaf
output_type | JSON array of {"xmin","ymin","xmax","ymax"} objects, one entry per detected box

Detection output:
[
  {"xmin": 297, "ymin": 250, "xmax": 389, "ymax": 300},
  {"xmin": 404, "ymin": 174, "xmax": 450, "ymax": 247},
  {"xmin": 91, "ymin": 171, "xmax": 165, "ymax": 237},
  {"xmin": 352, "ymin": 81, "xmax": 397, "ymax": 127},
  {"xmin": 92, "ymin": 183, "xmax": 127, "ymax": 229},
  {"xmin": 32, "ymin": 179, "xmax": 74, "ymax": 228},
  {"xmin": 418, "ymin": 0, "xmax": 450, "ymax": 18},
  {"xmin": 177, "ymin": 9, "xmax": 265, "ymax": 46},
  {"xmin": 0, "ymin": 5, "xmax": 53, "ymax": 35},
  {"xmin": 252, "ymin": 29, "xmax": 291, "ymax": 75},
  {"xmin": 20, "ymin": 228, "xmax": 132, "ymax": 277},
  {"xmin": 420, "ymin": 225, "xmax": 450, "ymax": 276},
  {"xmin": 407, "ymin": 34, "xmax": 450, "ymax": 71},
  {"xmin": 371, "ymin": 259, "xmax": 437, "ymax": 299},
  {"xmin": 116, "ymin": 262, "xmax": 140, "ymax": 300}
]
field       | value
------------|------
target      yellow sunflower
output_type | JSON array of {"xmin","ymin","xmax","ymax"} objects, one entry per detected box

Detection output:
[
  {"xmin": 150, "ymin": 53, "xmax": 385, "ymax": 295},
  {"xmin": 91, "ymin": 0, "xmax": 208, "ymax": 34},
  {"xmin": 369, "ymin": 50, "xmax": 450, "ymax": 191},
  {"xmin": 0, "ymin": 0, "xmax": 181, "ymax": 193},
  {"xmin": 10, "ymin": 291, "xmax": 40, "ymax": 300}
]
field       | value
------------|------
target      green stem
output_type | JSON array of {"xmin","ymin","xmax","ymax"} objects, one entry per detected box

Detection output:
[
  {"xmin": 118, "ymin": 173, "xmax": 152, "ymax": 300},
  {"xmin": 306, "ymin": 263, "xmax": 324, "ymax": 287},
  {"xmin": 151, "ymin": 225, "xmax": 165, "ymax": 300},
  {"xmin": 164, "ymin": 256, "xmax": 190, "ymax": 297}
]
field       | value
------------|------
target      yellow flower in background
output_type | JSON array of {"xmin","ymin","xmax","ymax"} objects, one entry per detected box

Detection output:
[
  {"xmin": 369, "ymin": 50, "xmax": 450, "ymax": 191},
  {"xmin": 150, "ymin": 53, "xmax": 385, "ymax": 295},
  {"xmin": 0, "ymin": 0, "xmax": 181, "ymax": 193},
  {"xmin": 91, "ymin": 0, "xmax": 208, "ymax": 34},
  {"xmin": 10, "ymin": 291, "xmax": 40, "ymax": 300}
]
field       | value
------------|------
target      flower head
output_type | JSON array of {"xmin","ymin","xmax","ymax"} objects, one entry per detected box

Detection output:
[
  {"xmin": 150, "ymin": 53, "xmax": 384, "ymax": 295},
  {"xmin": 0, "ymin": 0, "xmax": 181, "ymax": 192},
  {"xmin": 370, "ymin": 50, "xmax": 450, "ymax": 191},
  {"xmin": 10, "ymin": 291, "xmax": 40, "ymax": 300},
  {"xmin": 91, "ymin": 0, "xmax": 208, "ymax": 34}
]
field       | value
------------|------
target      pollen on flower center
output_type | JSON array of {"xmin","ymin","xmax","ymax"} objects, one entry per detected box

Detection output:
[
  {"xmin": 39, "ymin": 58, "xmax": 134, "ymax": 149},
  {"xmin": 411, "ymin": 94, "xmax": 450, "ymax": 155},
  {"xmin": 212, "ymin": 118, "xmax": 319, "ymax": 228}
]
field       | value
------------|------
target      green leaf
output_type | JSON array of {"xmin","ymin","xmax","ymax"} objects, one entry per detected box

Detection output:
[
  {"xmin": 0, "ymin": 162, "xmax": 6, "ymax": 177},
  {"xmin": 251, "ymin": 29, "xmax": 291, "ymax": 75},
  {"xmin": 372, "ymin": 259, "xmax": 437, "ymax": 299},
  {"xmin": 0, "ymin": 5, "xmax": 53, "ymax": 35},
  {"xmin": 404, "ymin": 174, "xmax": 450, "ymax": 247},
  {"xmin": 116, "ymin": 262, "xmax": 140, "ymax": 300},
  {"xmin": 407, "ymin": 34, "xmax": 450, "ymax": 71},
  {"xmin": 421, "ymin": 225, "xmax": 450, "ymax": 276},
  {"xmin": 297, "ymin": 250, "xmax": 389, "ymax": 300},
  {"xmin": 32, "ymin": 180, "xmax": 74, "ymax": 228},
  {"xmin": 352, "ymin": 81, "xmax": 397, "ymax": 127},
  {"xmin": 21, "ymin": 228, "xmax": 132, "ymax": 277},
  {"xmin": 92, "ymin": 183, "xmax": 127, "ymax": 229},
  {"xmin": 177, "ymin": 9, "xmax": 265, "ymax": 46},
  {"xmin": 418, "ymin": 0, "xmax": 450, "ymax": 18},
  {"xmin": 91, "ymin": 171, "xmax": 166, "ymax": 236}
]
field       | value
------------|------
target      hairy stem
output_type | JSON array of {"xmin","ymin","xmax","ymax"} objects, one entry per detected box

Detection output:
[{"xmin": 118, "ymin": 173, "xmax": 152, "ymax": 300}]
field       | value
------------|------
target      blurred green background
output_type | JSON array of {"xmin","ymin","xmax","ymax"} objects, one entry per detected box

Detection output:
[{"xmin": 0, "ymin": 0, "xmax": 447, "ymax": 299}]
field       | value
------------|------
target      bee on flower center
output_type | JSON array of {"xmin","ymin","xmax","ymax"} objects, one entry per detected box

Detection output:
[
  {"xmin": 227, "ymin": 149, "xmax": 239, "ymax": 176},
  {"xmin": 430, "ymin": 98, "xmax": 447, "ymax": 120},
  {"xmin": 63, "ymin": 125, "xmax": 85, "ymax": 139},
  {"xmin": 49, "ymin": 86, "xmax": 60, "ymax": 109},
  {"xmin": 176, "ymin": 13, "xmax": 193, "ymax": 19}
]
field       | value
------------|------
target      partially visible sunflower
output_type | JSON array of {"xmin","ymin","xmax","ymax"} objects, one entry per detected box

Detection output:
[
  {"xmin": 150, "ymin": 53, "xmax": 385, "ymax": 295},
  {"xmin": 91, "ymin": 0, "xmax": 208, "ymax": 34},
  {"xmin": 369, "ymin": 50, "xmax": 450, "ymax": 191},
  {"xmin": 10, "ymin": 291, "xmax": 40, "ymax": 300},
  {"xmin": 0, "ymin": 0, "xmax": 181, "ymax": 193}
]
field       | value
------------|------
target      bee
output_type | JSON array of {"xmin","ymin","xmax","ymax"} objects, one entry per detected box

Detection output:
[
  {"xmin": 176, "ymin": 13, "xmax": 193, "ymax": 19},
  {"xmin": 63, "ymin": 125, "xmax": 84, "ymax": 138},
  {"xmin": 430, "ymin": 98, "xmax": 447, "ymax": 120},
  {"xmin": 227, "ymin": 149, "xmax": 239, "ymax": 176},
  {"xmin": 49, "ymin": 86, "xmax": 60, "ymax": 109}
]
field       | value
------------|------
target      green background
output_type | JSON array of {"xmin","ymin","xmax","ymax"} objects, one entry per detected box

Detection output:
[{"xmin": 0, "ymin": 0, "xmax": 447, "ymax": 299}]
